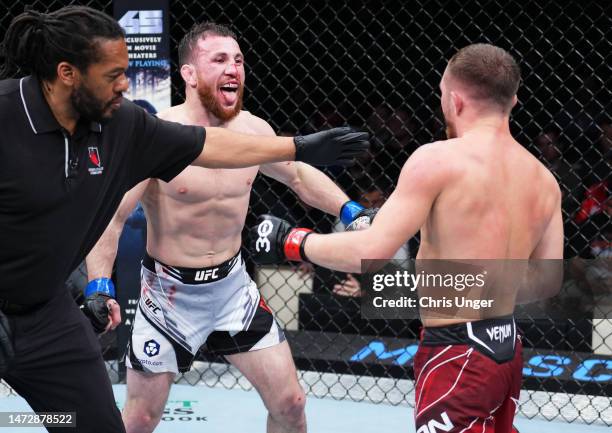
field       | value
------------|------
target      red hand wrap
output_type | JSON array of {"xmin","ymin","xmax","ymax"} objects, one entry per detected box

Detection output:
[{"xmin": 283, "ymin": 228, "xmax": 313, "ymax": 262}]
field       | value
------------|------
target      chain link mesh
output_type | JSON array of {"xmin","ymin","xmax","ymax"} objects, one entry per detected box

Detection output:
[{"xmin": 1, "ymin": 0, "xmax": 611, "ymax": 426}]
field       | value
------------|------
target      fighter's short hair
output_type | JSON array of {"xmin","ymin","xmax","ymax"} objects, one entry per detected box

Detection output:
[
  {"xmin": 447, "ymin": 43, "xmax": 521, "ymax": 110},
  {"xmin": 178, "ymin": 22, "xmax": 237, "ymax": 66}
]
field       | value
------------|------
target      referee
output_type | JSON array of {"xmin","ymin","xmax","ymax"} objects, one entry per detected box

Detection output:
[{"xmin": 0, "ymin": 6, "xmax": 367, "ymax": 432}]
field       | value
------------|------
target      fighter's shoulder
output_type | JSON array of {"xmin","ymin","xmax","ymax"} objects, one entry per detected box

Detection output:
[
  {"xmin": 513, "ymin": 141, "xmax": 560, "ymax": 189},
  {"xmin": 156, "ymin": 105, "xmax": 183, "ymax": 122},
  {"xmin": 406, "ymin": 140, "xmax": 460, "ymax": 172},
  {"xmin": 536, "ymin": 158, "xmax": 562, "ymax": 196},
  {"xmin": 509, "ymin": 143, "xmax": 561, "ymax": 201},
  {"xmin": 228, "ymin": 111, "xmax": 275, "ymax": 135},
  {"xmin": 399, "ymin": 141, "xmax": 458, "ymax": 186}
]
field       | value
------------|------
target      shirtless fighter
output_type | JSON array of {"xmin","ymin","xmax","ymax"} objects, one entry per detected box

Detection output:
[
  {"xmin": 86, "ymin": 23, "xmax": 373, "ymax": 433},
  {"xmin": 250, "ymin": 44, "xmax": 564, "ymax": 432}
]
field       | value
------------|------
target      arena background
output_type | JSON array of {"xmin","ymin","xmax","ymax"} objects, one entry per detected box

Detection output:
[{"xmin": 1, "ymin": 0, "xmax": 611, "ymax": 427}]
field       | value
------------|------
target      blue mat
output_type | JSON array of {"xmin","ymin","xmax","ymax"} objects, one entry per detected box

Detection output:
[{"xmin": 0, "ymin": 384, "xmax": 608, "ymax": 432}]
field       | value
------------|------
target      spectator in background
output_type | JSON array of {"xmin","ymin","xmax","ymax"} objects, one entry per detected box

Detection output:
[
  {"xmin": 568, "ymin": 118, "xmax": 611, "ymax": 257},
  {"xmin": 305, "ymin": 102, "xmax": 346, "ymax": 131},
  {"xmin": 583, "ymin": 117, "xmax": 612, "ymax": 184},
  {"xmin": 554, "ymin": 76, "xmax": 604, "ymax": 155},
  {"xmin": 575, "ymin": 118, "xmax": 611, "ymax": 225},
  {"xmin": 366, "ymin": 103, "xmax": 418, "ymax": 185},
  {"xmin": 567, "ymin": 199, "xmax": 610, "ymax": 320},
  {"xmin": 565, "ymin": 119, "xmax": 611, "ymax": 335},
  {"xmin": 534, "ymin": 126, "xmax": 584, "ymax": 218}
]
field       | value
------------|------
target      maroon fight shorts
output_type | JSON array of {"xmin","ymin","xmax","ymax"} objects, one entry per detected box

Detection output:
[{"xmin": 414, "ymin": 315, "xmax": 522, "ymax": 433}]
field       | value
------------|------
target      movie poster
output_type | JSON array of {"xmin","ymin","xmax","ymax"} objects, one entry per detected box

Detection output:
[{"xmin": 114, "ymin": 0, "xmax": 171, "ymax": 113}]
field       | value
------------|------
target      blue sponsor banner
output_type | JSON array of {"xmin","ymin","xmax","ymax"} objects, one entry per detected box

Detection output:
[
  {"xmin": 114, "ymin": 0, "xmax": 171, "ymax": 113},
  {"xmin": 280, "ymin": 330, "xmax": 612, "ymax": 396},
  {"xmin": 348, "ymin": 338, "xmax": 612, "ymax": 384}
]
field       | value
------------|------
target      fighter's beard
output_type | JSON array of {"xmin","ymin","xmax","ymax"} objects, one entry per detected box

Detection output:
[{"xmin": 197, "ymin": 83, "xmax": 243, "ymax": 122}]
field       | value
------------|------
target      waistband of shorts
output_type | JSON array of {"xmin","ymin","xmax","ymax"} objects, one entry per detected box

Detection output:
[
  {"xmin": 421, "ymin": 315, "xmax": 515, "ymax": 346},
  {"xmin": 142, "ymin": 251, "xmax": 242, "ymax": 284}
]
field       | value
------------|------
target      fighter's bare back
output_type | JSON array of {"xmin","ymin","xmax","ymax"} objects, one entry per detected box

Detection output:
[
  {"xmin": 415, "ymin": 130, "xmax": 561, "ymax": 325},
  {"xmin": 418, "ymin": 131, "xmax": 559, "ymax": 261}
]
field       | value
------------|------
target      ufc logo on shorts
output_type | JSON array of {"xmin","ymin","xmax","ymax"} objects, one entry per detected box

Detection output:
[
  {"xmin": 255, "ymin": 220, "xmax": 274, "ymax": 252},
  {"xmin": 194, "ymin": 268, "xmax": 219, "ymax": 281},
  {"xmin": 144, "ymin": 297, "xmax": 160, "ymax": 314},
  {"xmin": 416, "ymin": 411, "xmax": 454, "ymax": 433}
]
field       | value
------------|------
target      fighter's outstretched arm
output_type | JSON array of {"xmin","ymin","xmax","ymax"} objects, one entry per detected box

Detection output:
[
  {"xmin": 81, "ymin": 180, "xmax": 149, "ymax": 333},
  {"xmin": 86, "ymin": 180, "xmax": 150, "ymax": 280},
  {"xmin": 253, "ymin": 117, "xmax": 372, "ymax": 223},
  {"xmin": 249, "ymin": 145, "xmax": 449, "ymax": 272}
]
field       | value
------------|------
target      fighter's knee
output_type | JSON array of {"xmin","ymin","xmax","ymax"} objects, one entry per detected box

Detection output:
[
  {"xmin": 123, "ymin": 406, "xmax": 162, "ymax": 433},
  {"xmin": 271, "ymin": 389, "xmax": 307, "ymax": 427},
  {"xmin": 286, "ymin": 389, "xmax": 307, "ymax": 418}
]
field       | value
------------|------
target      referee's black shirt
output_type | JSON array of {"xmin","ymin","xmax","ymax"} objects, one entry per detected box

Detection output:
[{"xmin": 0, "ymin": 76, "xmax": 205, "ymax": 305}]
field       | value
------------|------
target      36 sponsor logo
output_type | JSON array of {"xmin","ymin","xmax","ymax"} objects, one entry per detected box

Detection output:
[{"xmin": 255, "ymin": 220, "xmax": 274, "ymax": 253}]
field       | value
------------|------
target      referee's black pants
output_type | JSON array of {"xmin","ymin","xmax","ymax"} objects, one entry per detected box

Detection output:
[{"xmin": 3, "ymin": 290, "xmax": 125, "ymax": 433}]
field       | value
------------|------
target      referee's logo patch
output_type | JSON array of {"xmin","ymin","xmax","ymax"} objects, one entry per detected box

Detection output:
[{"xmin": 87, "ymin": 146, "xmax": 104, "ymax": 175}]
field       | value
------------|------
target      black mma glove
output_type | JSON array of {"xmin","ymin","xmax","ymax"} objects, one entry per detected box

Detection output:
[
  {"xmin": 294, "ymin": 127, "xmax": 369, "ymax": 166},
  {"xmin": 0, "ymin": 310, "xmax": 14, "ymax": 377},
  {"xmin": 81, "ymin": 278, "xmax": 115, "ymax": 334},
  {"xmin": 250, "ymin": 215, "xmax": 313, "ymax": 265}
]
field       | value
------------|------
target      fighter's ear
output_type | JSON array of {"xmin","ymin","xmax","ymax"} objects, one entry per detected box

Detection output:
[
  {"xmin": 450, "ymin": 91, "xmax": 463, "ymax": 116},
  {"xmin": 180, "ymin": 64, "xmax": 197, "ymax": 88},
  {"xmin": 511, "ymin": 94, "xmax": 518, "ymax": 108}
]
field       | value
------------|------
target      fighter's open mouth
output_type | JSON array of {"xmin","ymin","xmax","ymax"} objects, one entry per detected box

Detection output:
[{"xmin": 220, "ymin": 84, "xmax": 238, "ymax": 92}]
